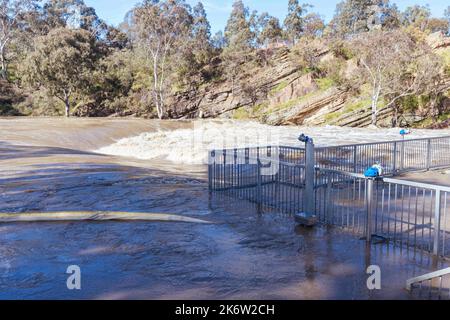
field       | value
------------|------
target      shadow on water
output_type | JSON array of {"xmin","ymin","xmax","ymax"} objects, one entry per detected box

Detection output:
[
  {"xmin": 0, "ymin": 141, "xmax": 207, "ymax": 215},
  {"xmin": 0, "ymin": 141, "xmax": 107, "ymax": 161}
]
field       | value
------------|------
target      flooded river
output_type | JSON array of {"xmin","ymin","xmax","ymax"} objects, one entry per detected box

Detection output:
[{"xmin": 0, "ymin": 117, "xmax": 449, "ymax": 299}]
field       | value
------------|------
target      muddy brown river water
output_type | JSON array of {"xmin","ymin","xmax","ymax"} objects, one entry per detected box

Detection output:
[{"xmin": 0, "ymin": 117, "xmax": 448, "ymax": 299}]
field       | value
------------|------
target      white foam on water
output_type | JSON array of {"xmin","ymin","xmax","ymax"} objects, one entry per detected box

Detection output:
[{"xmin": 95, "ymin": 120, "xmax": 450, "ymax": 165}]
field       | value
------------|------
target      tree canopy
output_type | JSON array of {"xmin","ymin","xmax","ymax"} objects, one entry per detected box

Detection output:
[
  {"xmin": 1, "ymin": 0, "xmax": 449, "ymax": 127},
  {"xmin": 21, "ymin": 27, "xmax": 100, "ymax": 116},
  {"xmin": 283, "ymin": 0, "xmax": 310, "ymax": 44}
]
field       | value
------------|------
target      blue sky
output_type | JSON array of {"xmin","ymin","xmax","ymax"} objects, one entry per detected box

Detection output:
[{"xmin": 84, "ymin": 0, "xmax": 449, "ymax": 34}]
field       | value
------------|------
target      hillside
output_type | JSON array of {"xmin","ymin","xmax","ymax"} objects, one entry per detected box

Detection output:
[
  {"xmin": 1, "ymin": 34, "xmax": 449, "ymax": 128},
  {"xmin": 167, "ymin": 32, "xmax": 450, "ymax": 128}
]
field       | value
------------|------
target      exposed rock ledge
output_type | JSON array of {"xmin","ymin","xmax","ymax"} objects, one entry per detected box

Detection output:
[{"xmin": 165, "ymin": 32, "xmax": 449, "ymax": 128}]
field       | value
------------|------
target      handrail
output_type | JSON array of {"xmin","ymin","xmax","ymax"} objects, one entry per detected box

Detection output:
[
  {"xmin": 314, "ymin": 167, "xmax": 365, "ymax": 179},
  {"xmin": 209, "ymin": 135, "xmax": 450, "ymax": 154},
  {"xmin": 383, "ymin": 177, "xmax": 450, "ymax": 193},
  {"xmin": 314, "ymin": 135, "xmax": 450, "ymax": 150},
  {"xmin": 208, "ymin": 145, "xmax": 305, "ymax": 153},
  {"xmin": 315, "ymin": 167, "xmax": 450, "ymax": 192},
  {"xmin": 259, "ymin": 157, "xmax": 306, "ymax": 168},
  {"xmin": 209, "ymin": 137, "xmax": 450, "ymax": 259},
  {"xmin": 406, "ymin": 267, "xmax": 450, "ymax": 291}
]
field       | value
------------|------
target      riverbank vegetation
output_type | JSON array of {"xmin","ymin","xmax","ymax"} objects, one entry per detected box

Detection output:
[{"xmin": 1, "ymin": 0, "xmax": 449, "ymax": 127}]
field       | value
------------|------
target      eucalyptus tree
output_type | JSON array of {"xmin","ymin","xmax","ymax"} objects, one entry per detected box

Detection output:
[
  {"xmin": 41, "ymin": 0, "xmax": 109, "ymax": 38},
  {"xmin": 445, "ymin": 7, "xmax": 450, "ymax": 34},
  {"xmin": 22, "ymin": 27, "xmax": 100, "ymax": 117},
  {"xmin": 351, "ymin": 29, "xmax": 444, "ymax": 126},
  {"xmin": 191, "ymin": 2, "xmax": 212, "ymax": 65},
  {"xmin": 402, "ymin": 5, "xmax": 431, "ymax": 31},
  {"xmin": 330, "ymin": 0, "xmax": 400, "ymax": 37},
  {"xmin": 133, "ymin": 0, "xmax": 193, "ymax": 119},
  {"xmin": 211, "ymin": 30, "xmax": 225, "ymax": 49},
  {"xmin": 283, "ymin": 0, "xmax": 311, "ymax": 44},
  {"xmin": 257, "ymin": 12, "xmax": 283, "ymax": 47},
  {"xmin": 223, "ymin": 0, "xmax": 254, "ymax": 52},
  {"xmin": 0, "ymin": 0, "xmax": 37, "ymax": 79},
  {"xmin": 303, "ymin": 13, "xmax": 325, "ymax": 38},
  {"xmin": 222, "ymin": 0, "xmax": 255, "ymax": 92}
]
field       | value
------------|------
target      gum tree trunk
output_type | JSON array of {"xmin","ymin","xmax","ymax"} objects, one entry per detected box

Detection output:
[
  {"xmin": 0, "ymin": 47, "xmax": 7, "ymax": 80},
  {"xmin": 371, "ymin": 84, "xmax": 381, "ymax": 126},
  {"xmin": 63, "ymin": 90, "xmax": 70, "ymax": 117},
  {"xmin": 65, "ymin": 101, "xmax": 70, "ymax": 117}
]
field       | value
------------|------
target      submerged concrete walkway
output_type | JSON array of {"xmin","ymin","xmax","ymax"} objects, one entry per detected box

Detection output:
[{"xmin": 398, "ymin": 170, "xmax": 450, "ymax": 187}]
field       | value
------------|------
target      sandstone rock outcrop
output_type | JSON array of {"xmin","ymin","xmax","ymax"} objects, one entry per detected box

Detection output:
[{"xmin": 166, "ymin": 32, "xmax": 449, "ymax": 128}]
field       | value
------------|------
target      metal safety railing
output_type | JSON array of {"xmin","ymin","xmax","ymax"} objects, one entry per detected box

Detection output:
[
  {"xmin": 315, "ymin": 168, "xmax": 450, "ymax": 258},
  {"xmin": 208, "ymin": 147, "xmax": 306, "ymax": 214},
  {"xmin": 314, "ymin": 136, "xmax": 450, "ymax": 175},
  {"xmin": 210, "ymin": 157, "xmax": 450, "ymax": 259},
  {"xmin": 209, "ymin": 136, "xmax": 450, "ymax": 176},
  {"xmin": 407, "ymin": 267, "xmax": 450, "ymax": 299},
  {"xmin": 208, "ymin": 135, "xmax": 450, "ymax": 258}
]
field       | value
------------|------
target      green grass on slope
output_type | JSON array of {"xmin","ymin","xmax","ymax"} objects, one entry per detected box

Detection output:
[{"xmin": 324, "ymin": 98, "xmax": 374, "ymax": 123}]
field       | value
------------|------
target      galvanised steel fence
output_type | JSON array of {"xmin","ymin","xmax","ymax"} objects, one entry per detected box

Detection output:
[
  {"xmin": 407, "ymin": 267, "xmax": 450, "ymax": 299},
  {"xmin": 314, "ymin": 168, "xmax": 450, "ymax": 258},
  {"xmin": 208, "ymin": 147, "xmax": 306, "ymax": 213},
  {"xmin": 314, "ymin": 136, "xmax": 450, "ymax": 175},
  {"xmin": 210, "ymin": 136, "xmax": 450, "ymax": 175},
  {"xmin": 208, "ymin": 135, "xmax": 450, "ymax": 258}
]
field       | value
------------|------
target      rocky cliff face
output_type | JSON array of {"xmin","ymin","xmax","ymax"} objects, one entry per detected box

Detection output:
[
  {"xmin": 167, "ymin": 32, "xmax": 450, "ymax": 128},
  {"xmin": 168, "ymin": 48, "xmax": 306, "ymax": 119},
  {"xmin": 167, "ymin": 47, "xmax": 368, "ymax": 126}
]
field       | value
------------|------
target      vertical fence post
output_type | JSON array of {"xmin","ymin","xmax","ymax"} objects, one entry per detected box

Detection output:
[
  {"xmin": 233, "ymin": 148, "xmax": 237, "ymax": 190},
  {"xmin": 393, "ymin": 142, "xmax": 397, "ymax": 175},
  {"xmin": 400, "ymin": 138, "xmax": 405, "ymax": 172},
  {"xmin": 326, "ymin": 177, "xmax": 332, "ymax": 223},
  {"xmin": 366, "ymin": 178, "xmax": 375, "ymax": 242},
  {"xmin": 353, "ymin": 145, "xmax": 357, "ymax": 173},
  {"xmin": 257, "ymin": 159, "xmax": 262, "ymax": 213},
  {"xmin": 223, "ymin": 149, "xmax": 227, "ymax": 190},
  {"xmin": 208, "ymin": 151, "xmax": 213, "ymax": 192},
  {"xmin": 304, "ymin": 140, "xmax": 315, "ymax": 216},
  {"xmin": 256, "ymin": 147, "xmax": 262, "ymax": 205},
  {"xmin": 433, "ymin": 190, "xmax": 441, "ymax": 256},
  {"xmin": 426, "ymin": 138, "xmax": 431, "ymax": 171}
]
